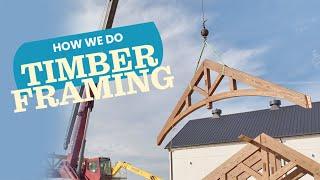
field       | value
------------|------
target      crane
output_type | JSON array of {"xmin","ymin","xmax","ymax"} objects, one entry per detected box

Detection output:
[
  {"xmin": 46, "ymin": 1, "xmax": 161, "ymax": 180},
  {"xmin": 112, "ymin": 161, "xmax": 162, "ymax": 180},
  {"xmin": 57, "ymin": 0, "xmax": 119, "ymax": 178}
]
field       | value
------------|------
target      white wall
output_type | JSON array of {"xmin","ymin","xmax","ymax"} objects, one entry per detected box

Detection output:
[{"xmin": 170, "ymin": 134, "xmax": 320, "ymax": 180}]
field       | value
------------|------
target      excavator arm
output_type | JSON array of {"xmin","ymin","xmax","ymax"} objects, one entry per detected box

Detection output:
[{"xmin": 112, "ymin": 161, "xmax": 162, "ymax": 180}]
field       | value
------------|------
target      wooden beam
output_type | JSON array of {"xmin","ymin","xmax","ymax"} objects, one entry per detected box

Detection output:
[
  {"xmin": 239, "ymin": 134, "xmax": 270, "ymax": 152},
  {"xmin": 220, "ymin": 174, "xmax": 227, "ymax": 180},
  {"xmin": 282, "ymin": 168, "xmax": 307, "ymax": 180},
  {"xmin": 269, "ymin": 153, "xmax": 276, "ymax": 174},
  {"xmin": 204, "ymin": 60, "xmax": 312, "ymax": 109},
  {"xmin": 238, "ymin": 161, "xmax": 262, "ymax": 180},
  {"xmin": 243, "ymin": 151, "xmax": 261, "ymax": 166},
  {"xmin": 204, "ymin": 67, "xmax": 212, "ymax": 109},
  {"xmin": 229, "ymin": 78, "xmax": 237, "ymax": 91},
  {"xmin": 238, "ymin": 163, "xmax": 262, "ymax": 179},
  {"xmin": 203, "ymin": 145, "xmax": 259, "ymax": 179},
  {"xmin": 275, "ymin": 155, "xmax": 282, "ymax": 171},
  {"xmin": 227, "ymin": 166, "xmax": 243, "ymax": 179},
  {"xmin": 241, "ymin": 133, "xmax": 320, "ymax": 176},
  {"xmin": 208, "ymin": 74, "xmax": 224, "ymax": 95},
  {"xmin": 260, "ymin": 133, "xmax": 320, "ymax": 176},
  {"xmin": 157, "ymin": 60, "xmax": 312, "ymax": 145},
  {"xmin": 204, "ymin": 67, "xmax": 211, "ymax": 92},
  {"xmin": 193, "ymin": 86, "xmax": 208, "ymax": 97},
  {"xmin": 228, "ymin": 151, "xmax": 261, "ymax": 178},
  {"xmin": 204, "ymin": 133, "xmax": 320, "ymax": 180},
  {"xmin": 239, "ymin": 135, "xmax": 259, "ymax": 146},
  {"xmin": 156, "ymin": 64, "xmax": 204, "ymax": 145},
  {"xmin": 203, "ymin": 137, "xmax": 261, "ymax": 180},
  {"xmin": 261, "ymin": 149, "xmax": 270, "ymax": 179},
  {"xmin": 186, "ymin": 95, "xmax": 191, "ymax": 107},
  {"xmin": 269, "ymin": 162, "xmax": 296, "ymax": 180}
]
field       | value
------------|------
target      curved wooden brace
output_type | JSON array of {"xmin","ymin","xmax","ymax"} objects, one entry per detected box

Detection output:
[{"xmin": 157, "ymin": 60, "xmax": 312, "ymax": 145}]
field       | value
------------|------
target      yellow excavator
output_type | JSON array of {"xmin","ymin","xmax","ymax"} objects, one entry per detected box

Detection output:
[{"xmin": 112, "ymin": 161, "xmax": 162, "ymax": 180}]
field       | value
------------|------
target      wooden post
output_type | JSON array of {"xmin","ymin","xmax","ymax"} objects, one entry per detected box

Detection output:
[
  {"xmin": 204, "ymin": 67, "xmax": 212, "ymax": 109},
  {"xmin": 229, "ymin": 78, "xmax": 237, "ymax": 91}
]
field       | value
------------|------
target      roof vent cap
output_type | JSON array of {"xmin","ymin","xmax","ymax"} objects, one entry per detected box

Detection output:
[
  {"xmin": 270, "ymin": 99, "xmax": 281, "ymax": 110},
  {"xmin": 212, "ymin": 108, "xmax": 222, "ymax": 118}
]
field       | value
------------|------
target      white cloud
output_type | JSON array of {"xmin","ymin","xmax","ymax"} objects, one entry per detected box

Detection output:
[
  {"xmin": 218, "ymin": 46, "xmax": 268, "ymax": 75},
  {"xmin": 63, "ymin": 0, "xmax": 105, "ymax": 33},
  {"xmin": 63, "ymin": 0, "xmax": 270, "ymax": 179}
]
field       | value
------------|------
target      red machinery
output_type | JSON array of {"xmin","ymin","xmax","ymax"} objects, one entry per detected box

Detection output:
[{"xmin": 48, "ymin": 1, "xmax": 120, "ymax": 179}]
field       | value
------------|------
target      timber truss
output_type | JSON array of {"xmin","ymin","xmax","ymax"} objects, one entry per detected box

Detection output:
[
  {"xmin": 157, "ymin": 60, "xmax": 312, "ymax": 145},
  {"xmin": 203, "ymin": 133, "xmax": 320, "ymax": 180}
]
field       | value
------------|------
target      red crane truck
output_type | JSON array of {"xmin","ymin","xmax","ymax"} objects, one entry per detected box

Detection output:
[{"xmin": 48, "ymin": 1, "xmax": 119, "ymax": 179}]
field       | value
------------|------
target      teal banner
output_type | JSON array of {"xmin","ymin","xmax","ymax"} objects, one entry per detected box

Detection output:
[{"xmin": 13, "ymin": 22, "xmax": 163, "ymax": 90}]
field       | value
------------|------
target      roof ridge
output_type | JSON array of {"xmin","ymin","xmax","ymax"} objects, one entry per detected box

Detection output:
[
  {"xmin": 189, "ymin": 101, "xmax": 320, "ymax": 122},
  {"xmin": 166, "ymin": 101, "xmax": 320, "ymax": 149}
]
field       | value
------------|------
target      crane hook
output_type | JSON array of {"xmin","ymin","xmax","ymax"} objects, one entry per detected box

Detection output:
[{"xmin": 201, "ymin": 20, "xmax": 209, "ymax": 39}]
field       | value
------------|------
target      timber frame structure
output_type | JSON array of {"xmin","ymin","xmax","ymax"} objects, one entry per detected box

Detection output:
[
  {"xmin": 157, "ymin": 60, "xmax": 312, "ymax": 145},
  {"xmin": 203, "ymin": 133, "xmax": 320, "ymax": 180}
]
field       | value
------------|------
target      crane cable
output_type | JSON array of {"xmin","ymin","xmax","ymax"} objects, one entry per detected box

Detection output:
[
  {"xmin": 168, "ymin": 0, "xmax": 209, "ymax": 152},
  {"xmin": 194, "ymin": 0, "xmax": 209, "ymax": 74}
]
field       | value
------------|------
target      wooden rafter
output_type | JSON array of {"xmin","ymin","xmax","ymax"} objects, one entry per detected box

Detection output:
[
  {"xmin": 157, "ymin": 60, "xmax": 312, "ymax": 145},
  {"xmin": 203, "ymin": 133, "xmax": 320, "ymax": 180}
]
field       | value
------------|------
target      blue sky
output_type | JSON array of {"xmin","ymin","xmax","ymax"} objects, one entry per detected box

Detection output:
[{"xmin": 1, "ymin": 0, "xmax": 320, "ymax": 179}]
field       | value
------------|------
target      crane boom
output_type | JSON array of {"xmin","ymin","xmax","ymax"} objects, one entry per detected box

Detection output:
[
  {"xmin": 112, "ymin": 161, "xmax": 162, "ymax": 180},
  {"xmin": 64, "ymin": 0, "xmax": 119, "ymax": 151},
  {"xmin": 62, "ymin": 0, "xmax": 119, "ymax": 177}
]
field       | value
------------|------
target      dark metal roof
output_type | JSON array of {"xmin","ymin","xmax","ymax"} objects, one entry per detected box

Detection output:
[{"xmin": 166, "ymin": 102, "xmax": 320, "ymax": 149}]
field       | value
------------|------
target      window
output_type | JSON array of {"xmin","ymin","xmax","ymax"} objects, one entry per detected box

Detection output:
[
  {"xmin": 88, "ymin": 162, "xmax": 98, "ymax": 173},
  {"xmin": 100, "ymin": 159, "xmax": 112, "ymax": 175}
]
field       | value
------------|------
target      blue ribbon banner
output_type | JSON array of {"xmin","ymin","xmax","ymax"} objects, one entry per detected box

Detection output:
[{"xmin": 13, "ymin": 22, "xmax": 163, "ymax": 90}]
